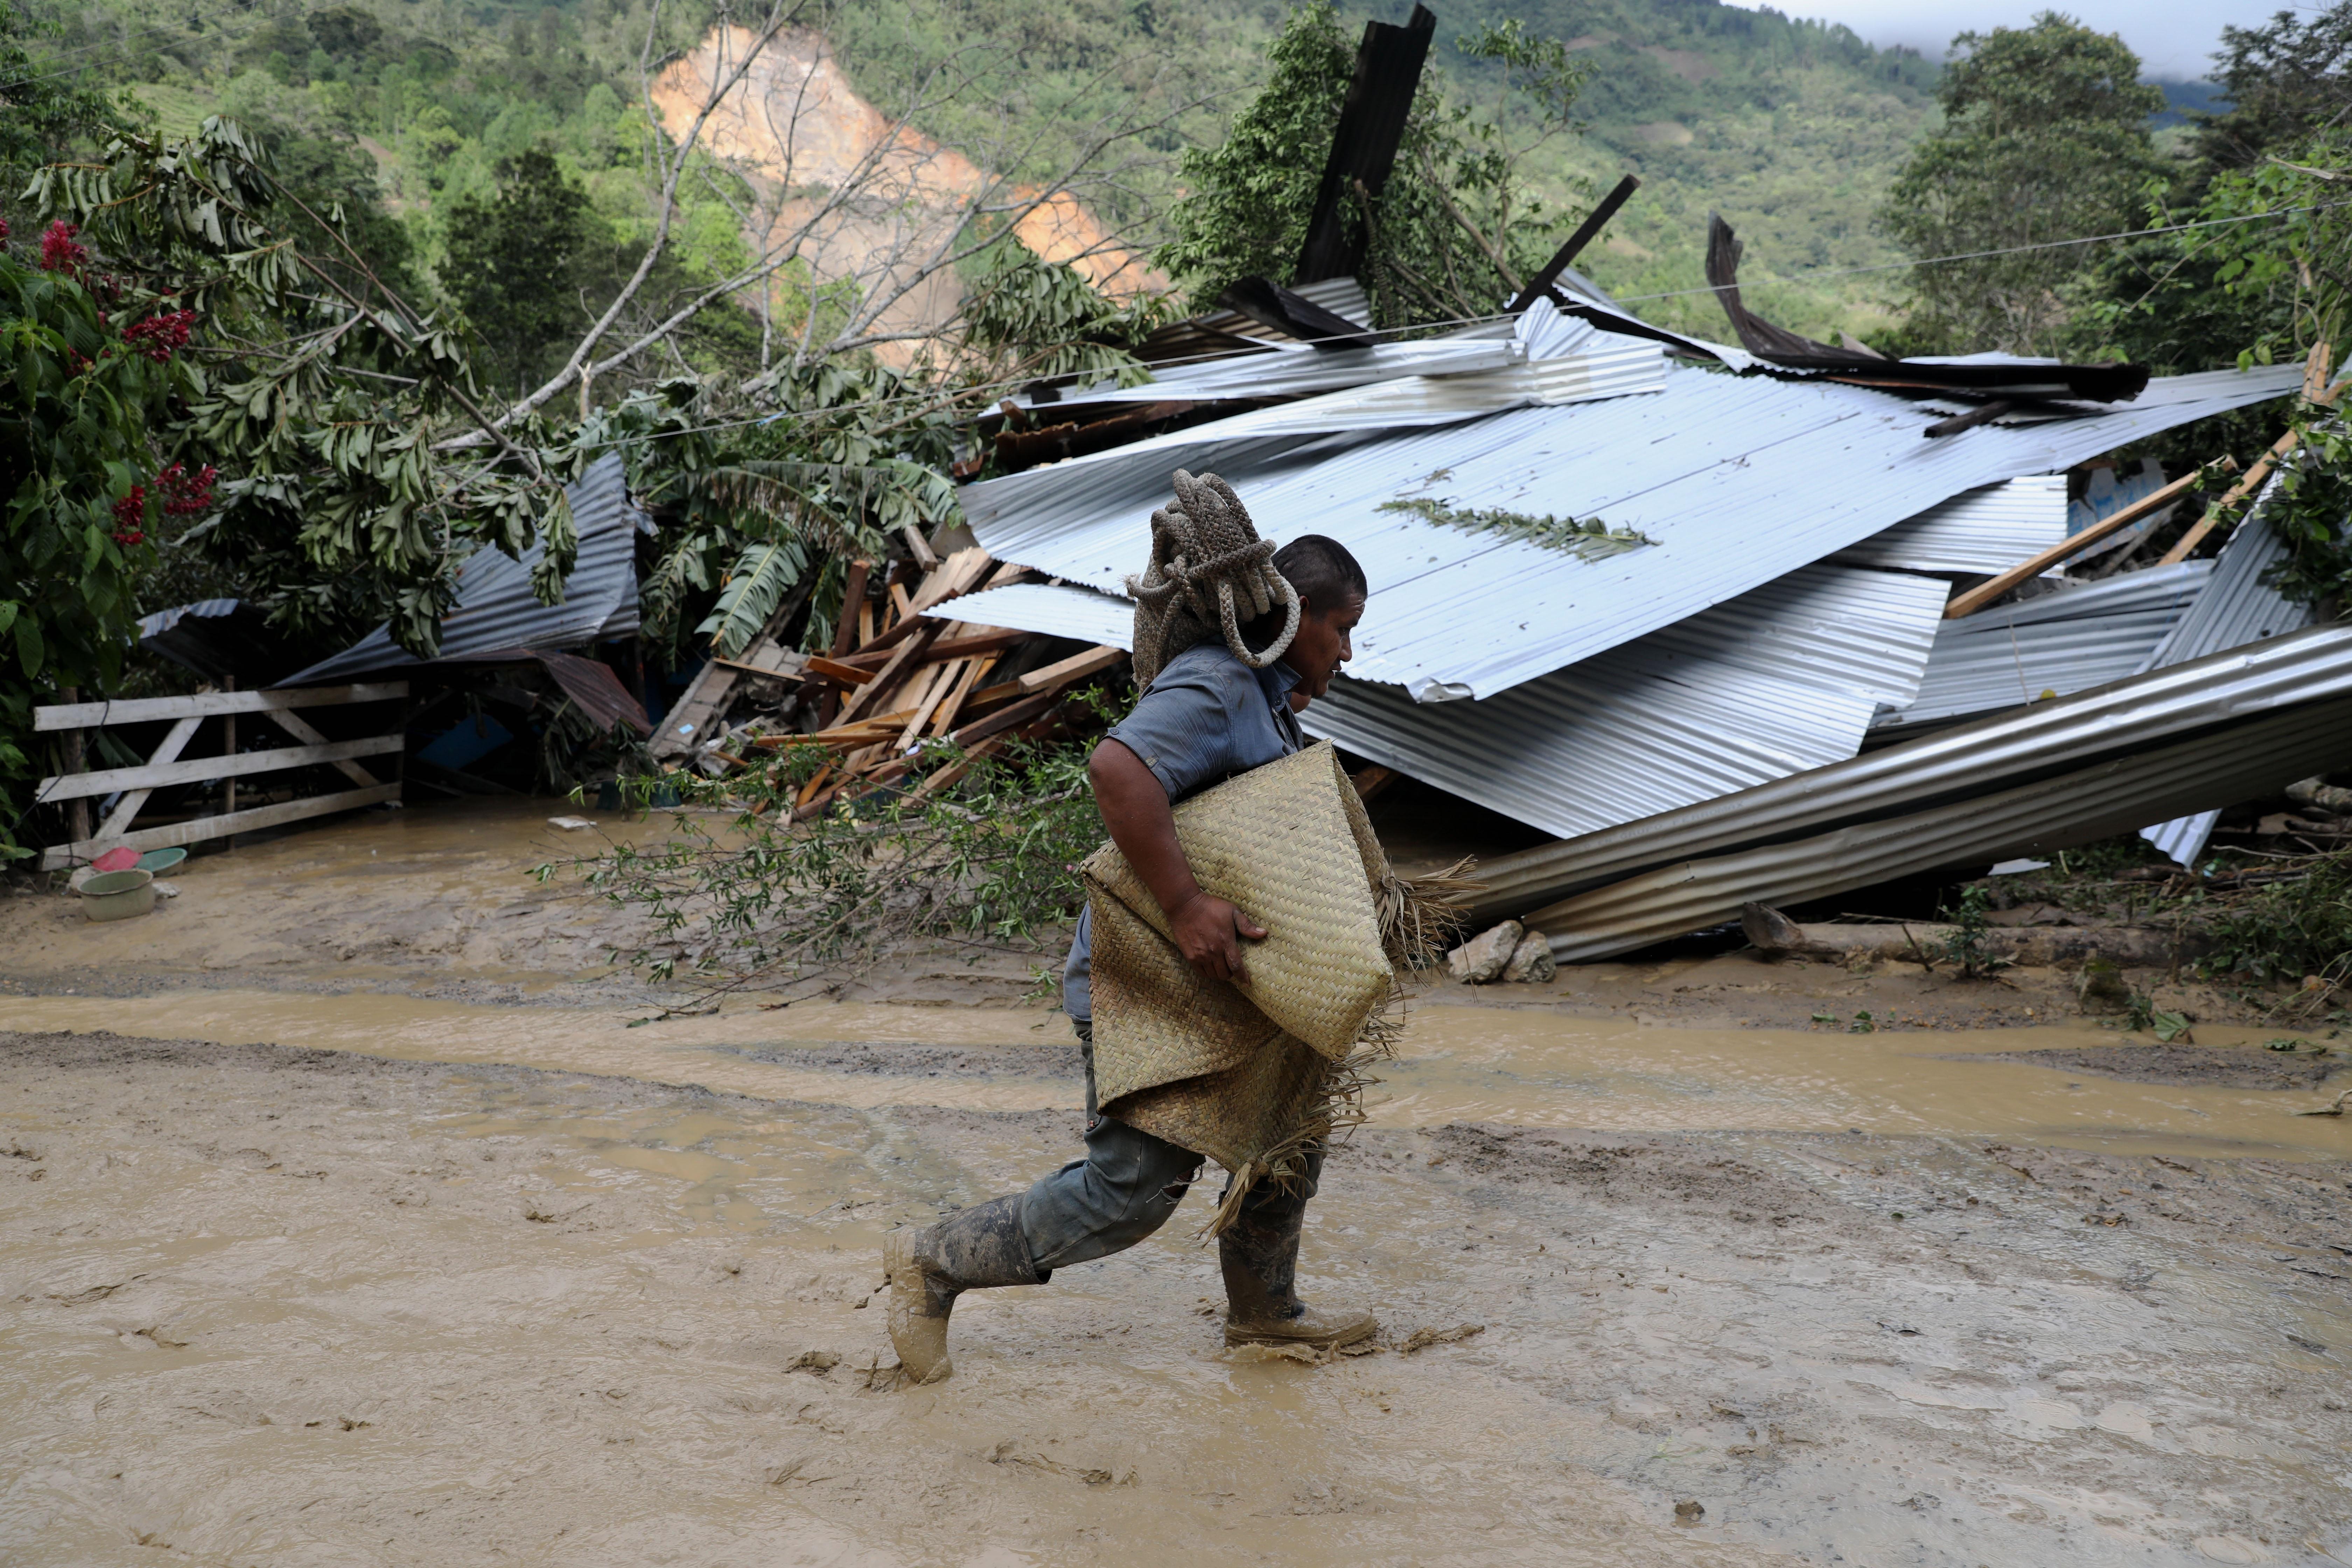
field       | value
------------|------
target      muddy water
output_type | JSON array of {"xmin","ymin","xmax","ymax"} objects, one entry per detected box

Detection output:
[
  {"xmin": 0, "ymin": 797, "xmax": 699, "ymax": 985},
  {"xmin": 6, "ymin": 989, "xmax": 2347, "ymax": 1160},
  {"xmin": 7, "ymin": 1027, "xmax": 2351, "ymax": 1567},
  {"xmin": 0, "ymin": 1033, "xmax": 1784, "ymax": 1567}
]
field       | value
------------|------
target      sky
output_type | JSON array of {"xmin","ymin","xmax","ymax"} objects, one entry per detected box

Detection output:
[{"xmin": 1783, "ymin": 0, "xmax": 2246, "ymax": 79}]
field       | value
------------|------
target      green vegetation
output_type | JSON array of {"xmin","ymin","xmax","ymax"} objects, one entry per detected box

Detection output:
[
  {"xmin": 0, "ymin": 224, "xmax": 197, "ymax": 859},
  {"xmin": 1881, "ymin": 14, "xmax": 2163, "ymax": 355},
  {"xmin": 2202, "ymin": 850, "xmax": 2352, "ymax": 990},
  {"xmin": 1377, "ymin": 493, "xmax": 1653, "ymax": 558},
  {"xmin": 27, "ymin": 0, "xmax": 1956, "ymax": 349},
  {"xmin": 559, "ymin": 713, "xmax": 1121, "ymax": 1008},
  {"xmin": 2059, "ymin": 4, "xmax": 2352, "ymax": 600},
  {"xmin": 1934, "ymin": 882, "xmax": 2012, "ymax": 978}
]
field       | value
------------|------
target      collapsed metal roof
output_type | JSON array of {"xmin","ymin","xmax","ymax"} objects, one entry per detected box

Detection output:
[
  {"xmin": 1299, "ymin": 564, "xmax": 1949, "ymax": 838},
  {"xmin": 1467, "ymin": 624, "xmax": 2352, "ymax": 931},
  {"xmin": 1829, "ymin": 475, "xmax": 2066, "ymax": 575},
  {"xmin": 963, "ymin": 353, "xmax": 2299, "ymax": 702},
  {"xmin": 1521, "ymin": 634, "xmax": 2352, "ymax": 961},
  {"xmin": 1873, "ymin": 561, "xmax": 2216, "ymax": 731},
  {"xmin": 282, "ymin": 452, "xmax": 645, "ymax": 687}
]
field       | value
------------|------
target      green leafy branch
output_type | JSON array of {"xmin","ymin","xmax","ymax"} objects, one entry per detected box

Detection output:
[{"xmin": 1377, "ymin": 495, "xmax": 1656, "ymax": 561}]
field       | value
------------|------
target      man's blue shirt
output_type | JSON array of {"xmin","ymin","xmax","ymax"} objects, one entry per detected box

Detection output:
[{"xmin": 1062, "ymin": 642, "xmax": 1304, "ymax": 1023}]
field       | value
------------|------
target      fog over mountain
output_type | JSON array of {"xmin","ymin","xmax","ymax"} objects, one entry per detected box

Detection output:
[{"xmin": 1783, "ymin": 0, "xmax": 2233, "ymax": 78}]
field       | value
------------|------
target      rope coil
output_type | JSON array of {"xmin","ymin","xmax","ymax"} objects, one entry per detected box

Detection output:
[{"xmin": 1127, "ymin": 470, "xmax": 1300, "ymax": 691}]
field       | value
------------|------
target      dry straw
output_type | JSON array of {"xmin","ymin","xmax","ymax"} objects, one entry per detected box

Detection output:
[{"xmin": 1083, "ymin": 743, "xmax": 1476, "ymax": 1236}]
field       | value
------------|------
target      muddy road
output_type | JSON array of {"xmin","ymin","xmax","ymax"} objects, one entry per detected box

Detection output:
[{"xmin": 2, "ymin": 799, "xmax": 2350, "ymax": 1566}]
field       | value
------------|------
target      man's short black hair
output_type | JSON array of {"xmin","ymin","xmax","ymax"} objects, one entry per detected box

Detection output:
[{"xmin": 1273, "ymin": 534, "xmax": 1367, "ymax": 613}]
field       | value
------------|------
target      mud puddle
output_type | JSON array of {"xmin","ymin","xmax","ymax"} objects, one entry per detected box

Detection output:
[
  {"xmin": 6, "ymin": 1029, "xmax": 2351, "ymax": 1567},
  {"xmin": 5, "ymin": 989, "xmax": 2348, "ymax": 1159}
]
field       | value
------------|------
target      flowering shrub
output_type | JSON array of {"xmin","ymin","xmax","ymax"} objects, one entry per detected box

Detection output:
[
  {"xmin": 0, "ymin": 244, "xmax": 188, "ymax": 858},
  {"xmin": 110, "ymin": 486, "xmax": 147, "ymax": 545},
  {"xmin": 156, "ymin": 461, "xmax": 216, "ymax": 517},
  {"xmin": 37, "ymin": 220, "xmax": 85, "ymax": 275},
  {"xmin": 121, "ymin": 309, "xmax": 192, "ymax": 362}
]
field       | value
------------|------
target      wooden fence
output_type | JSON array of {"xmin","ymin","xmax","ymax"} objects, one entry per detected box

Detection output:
[{"xmin": 34, "ymin": 683, "xmax": 407, "ymax": 870}]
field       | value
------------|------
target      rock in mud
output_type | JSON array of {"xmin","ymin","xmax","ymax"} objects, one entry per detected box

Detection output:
[
  {"xmin": 1447, "ymin": 922, "xmax": 1522, "ymax": 984},
  {"xmin": 2076, "ymin": 957, "xmax": 2131, "ymax": 1013},
  {"xmin": 1503, "ymin": 931, "xmax": 1554, "ymax": 983},
  {"xmin": 1739, "ymin": 901, "xmax": 1807, "ymax": 953}
]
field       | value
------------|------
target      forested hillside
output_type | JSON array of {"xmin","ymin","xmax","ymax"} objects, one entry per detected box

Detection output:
[{"xmin": 34, "ymin": 0, "xmax": 1942, "ymax": 341}]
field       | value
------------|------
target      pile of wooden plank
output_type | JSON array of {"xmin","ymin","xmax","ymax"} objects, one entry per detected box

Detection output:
[{"xmin": 650, "ymin": 541, "xmax": 1126, "ymax": 817}]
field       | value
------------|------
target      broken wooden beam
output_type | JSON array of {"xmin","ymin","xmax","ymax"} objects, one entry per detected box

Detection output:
[
  {"xmin": 1508, "ymin": 174, "xmax": 1640, "ymax": 314},
  {"xmin": 1945, "ymin": 461, "xmax": 2234, "ymax": 619},
  {"xmin": 964, "ymin": 644, "xmax": 1127, "ymax": 710},
  {"xmin": 805, "ymin": 656, "xmax": 876, "ymax": 688}
]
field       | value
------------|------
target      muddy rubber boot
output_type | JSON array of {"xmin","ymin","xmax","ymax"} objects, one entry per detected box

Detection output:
[
  {"xmin": 1219, "ymin": 1204, "xmax": 1376, "ymax": 1351},
  {"xmin": 882, "ymin": 1194, "xmax": 1044, "ymax": 1385}
]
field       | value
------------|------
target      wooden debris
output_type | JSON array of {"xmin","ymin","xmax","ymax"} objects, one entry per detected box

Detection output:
[
  {"xmin": 1946, "ymin": 461, "xmax": 2235, "ymax": 619},
  {"xmin": 805, "ymin": 656, "xmax": 875, "ymax": 687},
  {"xmin": 2160, "ymin": 351, "xmax": 2340, "ymax": 565}
]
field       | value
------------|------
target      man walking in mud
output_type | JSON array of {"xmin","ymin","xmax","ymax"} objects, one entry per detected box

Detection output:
[{"xmin": 884, "ymin": 473, "xmax": 1376, "ymax": 1383}]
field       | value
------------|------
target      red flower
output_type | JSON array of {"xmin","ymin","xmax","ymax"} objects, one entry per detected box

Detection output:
[
  {"xmin": 0, "ymin": 217, "xmax": 10, "ymax": 248},
  {"xmin": 40, "ymin": 220, "xmax": 88, "ymax": 275},
  {"xmin": 123, "ymin": 309, "xmax": 195, "ymax": 362},
  {"xmin": 157, "ymin": 461, "xmax": 217, "ymax": 517},
  {"xmin": 112, "ymin": 485, "xmax": 147, "ymax": 544}
]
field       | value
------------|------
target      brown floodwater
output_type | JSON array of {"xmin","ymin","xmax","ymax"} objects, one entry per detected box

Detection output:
[
  {"xmin": 6, "ymin": 990, "xmax": 2347, "ymax": 1159},
  {"xmin": 4, "ymin": 793, "xmax": 2351, "ymax": 1565},
  {"xmin": 5, "ymin": 1019, "xmax": 2350, "ymax": 1568}
]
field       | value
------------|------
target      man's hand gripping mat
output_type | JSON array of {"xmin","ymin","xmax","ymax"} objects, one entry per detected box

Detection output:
[{"xmin": 1080, "ymin": 742, "xmax": 1470, "ymax": 1230}]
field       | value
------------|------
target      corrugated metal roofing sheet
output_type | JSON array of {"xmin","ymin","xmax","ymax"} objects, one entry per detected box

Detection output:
[
  {"xmin": 935, "ymin": 582, "xmax": 1135, "ymax": 648},
  {"xmin": 1011, "ymin": 337, "xmax": 1523, "ymax": 411},
  {"xmin": 1290, "ymin": 276, "xmax": 1372, "ymax": 327},
  {"xmin": 1298, "ymin": 564, "xmax": 1949, "ymax": 838},
  {"xmin": 1532, "ymin": 686, "xmax": 2352, "ymax": 961},
  {"xmin": 962, "ymin": 362, "xmax": 2301, "ymax": 701},
  {"xmin": 2141, "ymin": 486, "xmax": 2313, "ymax": 671},
  {"xmin": 1466, "ymin": 624, "xmax": 2352, "ymax": 926},
  {"xmin": 1872, "ymin": 562, "xmax": 2213, "ymax": 730},
  {"xmin": 2137, "ymin": 489, "xmax": 2316, "ymax": 866},
  {"xmin": 280, "ymin": 453, "xmax": 645, "ymax": 686},
  {"xmin": 1832, "ymin": 475, "xmax": 2067, "ymax": 575}
]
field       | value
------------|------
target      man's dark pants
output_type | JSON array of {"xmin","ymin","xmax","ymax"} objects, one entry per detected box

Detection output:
[{"xmin": 1017, "ymin": 1021, "xmax": 1322, "ymax": 1272}]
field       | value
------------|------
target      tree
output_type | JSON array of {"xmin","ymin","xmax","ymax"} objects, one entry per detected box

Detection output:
[
  {"xmin": 0, "ymin": 226, "xmax": 198, "ymax": 858},
  {"xmin": 1155, "ymin": 2, "xmax": 1353, "ymax": 304},
  {"xmin": 2196, "ymin": 5, "xmax": 2352, "ymax": 177},
  {"xmin": 1881, "ymin": 13, "xmax": 2164, "ymax": 355},
  {"xmin": 0, "ymin": 1, "xmax": 130, "ymax": 236},
  {"xmin": 443, "ymin": 149, "xmax": 610, "ymax": 395},
  {"xmin": 1156, "ymin": 2, "xmax": 1590, "ymax": 328}
]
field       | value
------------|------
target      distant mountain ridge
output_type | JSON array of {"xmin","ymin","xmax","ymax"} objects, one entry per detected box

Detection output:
[{"xmin": 76, "ymin": 0, "xmax": 2217, "ymax": 347}]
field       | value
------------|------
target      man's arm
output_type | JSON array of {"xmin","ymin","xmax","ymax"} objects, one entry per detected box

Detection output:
[{"xmin": 1089, "ymin": 737, "xmax": 1267, "ymax": 983}]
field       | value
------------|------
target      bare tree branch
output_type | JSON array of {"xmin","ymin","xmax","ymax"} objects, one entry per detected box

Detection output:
[{"xmin": 492, "ymin": 0, "xmax": 806, "ymax": 428}]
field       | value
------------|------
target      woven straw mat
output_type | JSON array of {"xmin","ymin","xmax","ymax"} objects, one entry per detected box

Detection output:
[{"xmin": 1081, "ymin": 742, "xmax": 1394, "ymax": 1172}]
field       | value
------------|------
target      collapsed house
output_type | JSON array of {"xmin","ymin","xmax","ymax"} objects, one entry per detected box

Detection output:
[{"xmin": 57, "ymin": 6, "xmax": 2332, "ymax": 972}]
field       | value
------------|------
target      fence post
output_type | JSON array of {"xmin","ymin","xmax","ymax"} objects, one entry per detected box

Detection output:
[
  {"xmin": 222, "ymin": 676, "xmax": 237, "ymax": 852},
  {"xmin": 57, "ymin": 685, "xmax": 90, "ymax": 852}
]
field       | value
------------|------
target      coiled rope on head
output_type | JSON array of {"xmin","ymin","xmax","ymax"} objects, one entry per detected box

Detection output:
[{"xmin": 1126, "ymin": 469, "xmax": 1301, "ymax": 691}]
